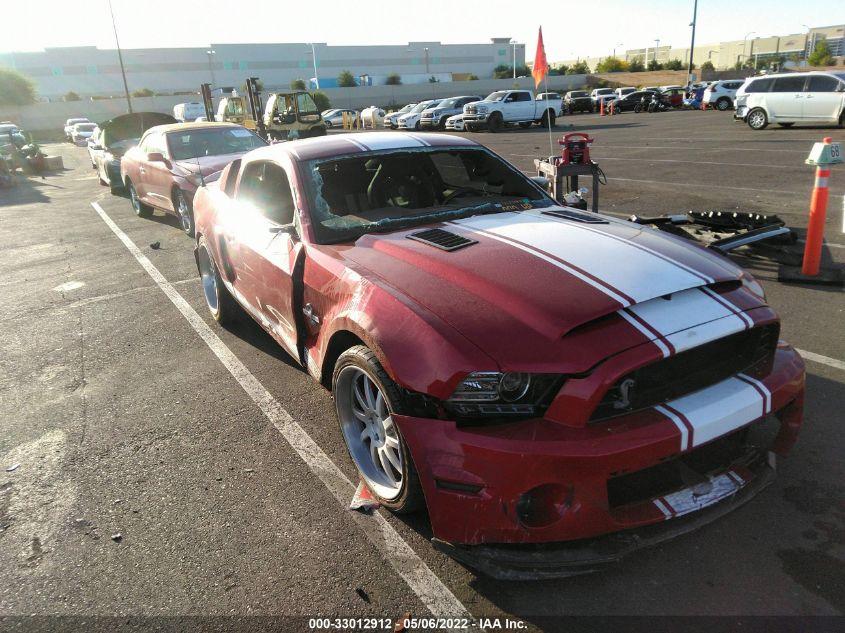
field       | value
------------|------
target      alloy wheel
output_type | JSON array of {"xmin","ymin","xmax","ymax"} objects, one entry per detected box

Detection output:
[
  {"xmin": 336, "ymin": 366, "xmax": 403, "ymax": 500},
  {"xmin": 197, "ymin": 246, "xmax": 219, "ymax": 313}
]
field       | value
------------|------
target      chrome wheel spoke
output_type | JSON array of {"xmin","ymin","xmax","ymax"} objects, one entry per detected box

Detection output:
[
  {"xmin": 385, "ymin": 435, "xmax": 399, "ymax": 449},
  {"xmin": 383, "ymin": 445, "xmax": 402, "ymax": 472},
  {"xmin": 363, "ymin": 378, "xmax": 377, "ymax": 410},
  {"xmin": 375, "ymin": 390, "xmax": 386, "ymax": 418}
]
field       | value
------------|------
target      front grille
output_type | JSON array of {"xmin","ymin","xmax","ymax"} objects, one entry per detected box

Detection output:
[
  {"xmin": 407, "ymin": 228, "xmax": 477, "ymax": 252},
  {"xmin": 607, "ymin": 418, "xmax": 776, "ymax": 509},
  {"xmin": 591, "ymin": 323, "xmax": 779, "ymax": 422}
]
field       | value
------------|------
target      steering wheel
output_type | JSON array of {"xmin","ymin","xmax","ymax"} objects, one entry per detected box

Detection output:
[{"xmin": 442, "ymin": 186, "xmax": 487, "ymax": 204}]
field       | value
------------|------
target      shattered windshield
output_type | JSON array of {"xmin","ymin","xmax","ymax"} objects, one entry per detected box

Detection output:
[
  {"xmin": 303, "ymin": 147, "xmax": 554, "ymax": 243},
  {"xmin": 166, "ymin": 127, "xmax": 266, "ymax": 160}
]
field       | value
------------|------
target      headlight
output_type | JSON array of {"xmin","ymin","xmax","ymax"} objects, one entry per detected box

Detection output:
[
  {"xmin": 446, "ymin": 372, "xmax": 564, "ymax": 421},
  {"xmin": 476, "ymin": 105, "xmax": 488, "ymax": 113}
]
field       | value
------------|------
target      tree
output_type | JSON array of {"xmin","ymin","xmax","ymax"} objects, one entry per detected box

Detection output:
[
  {"xmin": 596, "ymin": 56, "xmax": 629, "ymax": 73},
  {"xmin": 647, "ymin": 58, "xmax": 663, "ymax": 71},
  {"xmin": 549, "ymin": 64, "xmax": 568, "ymax": 76},
  {"xmin": 0, "ymin": 68, "xmax": 36, "ymax": 106},
  {"xmin": 312, "ymin": 91, "xmax": 330, "ymax": 112},
  {"xmin": 700, "ymin": 60, "xmax": 715, "ymax": 72},
  {"xmin": 466, "ymin": 74, "xmax": 479, "ymax": 80},
  {"xmin": 808, "ymin": 40, "xmax": 833, "ymax": 67},
  {"xmin": 131, "ymin": 87, "xmax": 154, "ymax": 97},
  {"xmin": 290, "ymin": 78, "xmax": 307, "ymax": 90},
  {"xmin": 664, "ymin": 59, "xmax": 684, "ymax": 70},
  {"xmin": 567, "ymin": 61, "xmax": 590, "ymax": 75},
  {"xmin": 64, "ymin": 91, "xmax": 81, "ymax": 102},
  {"xmin": 385, "ymin": 73, "xmax": 401, "ymax": 85},
  {"xmin": 628, "ymin": 58, "xmax": 645, "ymax": 72},
  {"xmin": 493, "ymin": 64, "xmax": 530, "ymax": 79},
  {"xmin": 337, "ymin": 70, "xmax": 357, "ymax": 87}
]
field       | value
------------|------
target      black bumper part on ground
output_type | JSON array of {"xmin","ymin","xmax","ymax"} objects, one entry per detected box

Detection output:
[{"xmin": 432, "ymin": 461, "xmax": 776, "ymax": 580}]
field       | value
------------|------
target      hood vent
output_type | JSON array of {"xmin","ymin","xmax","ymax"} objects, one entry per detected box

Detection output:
[
  {"xmin": 542, "ymin": 209, "xmax": 608, "ymax": 224},
  {"xmin": 407, "ymin": 228, "xmax": 478, "ymax": 252}
]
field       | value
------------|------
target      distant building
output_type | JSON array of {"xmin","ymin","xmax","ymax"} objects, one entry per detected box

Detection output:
[
  {"xmin": 0, "ymin": 39, "xmax": 526, "ymax": 99},
  {"xmin": 556, "ymin": 24, "xmax": 844, "ymax": 71}
]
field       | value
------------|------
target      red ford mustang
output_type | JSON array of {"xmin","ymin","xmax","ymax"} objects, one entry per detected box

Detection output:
[{"xmin": 192, "ymin": 132, "xmax": 805, "ymax": 578}]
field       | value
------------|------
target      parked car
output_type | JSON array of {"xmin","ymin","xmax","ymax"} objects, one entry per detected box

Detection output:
[
  {"xmin": 121, "ymin": 122, "xmax": 266, "ymax": 236},
  {"xmin": 608, "ymin": 90, "xmax": 657, "ymax": 112},
  {"xmin": 64, "ymin": 117, "xmax": 90, "ymax": 141},
  {"xmin": 702, "ymin": 80, "xmax": 744, "ymax": 111},
  {"xmin": 70, "ymin": 122, "xmax": 98, "ymax": 145},
  {"xmin": 91, "ymin": 112, "xmax": 177, "ymax": 194},
  {"xmin": 383, "ymin": 103, "xmax": 417, "ymax": 129},
  {"xmin": 660, "ymin": 88, "xmax": 686, "ymax": 108},
  {"xmin": 397, "ymin": 100, "xmax": 441, "ymax": 130},
  {"xmin": 735, "ymin": 71, "xmax": 845, "ymax": 130},
  {"xmin": 323, "ymin": 109, "xmax": 358, "ymax": 128},
  {"xmin": 463, "ymin": 90, "xmax": 562, "ymax": 132},
  {"xmin": 420, "ymin": 96, "xmax": 481, "ymax": 130},
  {"xmin": 191, "ymin": 130, "xmax": 805, "ymax": 578},
  {"xmin": 444, "ymin": 113, "xmax": 465, "ymax": 131},
  {"xmin": 590, "ymin": 88, "xmax": 615, "ymax": 106},
  {"xmin": 660, "ymin": 85, "xmax": 684, "ymax": 92},
  {"xmin": 87, "ymin": 127, "xmax": 104, "ymax": 167},
  {"xmin": 563, "ymin": 90, "xmax": 594, "ymax": 114},
  {"xmin": 173, "ymin": 102, "xmax": 207, "ymax": 123},
  {"xmin": 615, "ymin": 87, "xmax": 637, "ymax": 99}
]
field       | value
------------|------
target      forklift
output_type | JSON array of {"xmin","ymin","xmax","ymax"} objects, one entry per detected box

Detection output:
[{"xmin": 201, "ymin": 78, "xmax": 326, "ymax": 141}]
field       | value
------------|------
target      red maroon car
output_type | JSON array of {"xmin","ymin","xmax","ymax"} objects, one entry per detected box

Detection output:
[
  {"xmin": 192, "ymin": 132, "xmax": 805, "ymax": 579},
  {"xmin": 120, "ymin": 122, "xmax": 266, "ymax": 236}
]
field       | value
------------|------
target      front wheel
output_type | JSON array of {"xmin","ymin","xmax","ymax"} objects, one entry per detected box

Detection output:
[
  {"xmin": 175, "ymin": 189, "xmax": 194, "ymax": 237},
  {"xmin": 127, "ymin": 181, "xmax": 152, "ymax": 218},
  {"xmin": 333, "ymin": 346, "xmax": 423, "ymax": 512},
  {"xmin": 747, "ymin": 108, "xmax": 768, "ymax": 130}
]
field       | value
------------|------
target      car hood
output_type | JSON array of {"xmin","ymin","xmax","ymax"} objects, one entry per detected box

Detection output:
[
  {"xmin": 100, "ymin": 112, "xmax": 177, "ymax": 148},
  {"xmin": 341, "ymin": 208, "xmax": 759, "ymax": 372},
  {"xmin": 173, "ymin": 153, "xmax": 241, "ymax": 177}
]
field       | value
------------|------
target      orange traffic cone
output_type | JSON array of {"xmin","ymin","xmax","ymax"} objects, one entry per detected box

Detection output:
[{"xmin": 599, "ymin": 99, "xmax": 605, "ymax": 116}]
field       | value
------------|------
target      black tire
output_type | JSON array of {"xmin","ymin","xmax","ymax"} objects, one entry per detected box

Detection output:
[
  {"xmin": 414, "ymin": 120, "xmax": 421, "ymax": 131},
  {"xmin": 716, "ymin": 97, "xmax": 732, "ymax": 111},
  {"xmin": 541, "ymin": 109, "xmax": 556, "ymax": 127},
  {"xmin": 438, "ymin": 116, "xmax": 448, "ymax": 130},
  {"xmin": 747, "ymin": 108, "xmax": 768, "ymax": 130},
  {"xmin": 777, "ymin": 122, "xmax": 795, "ymax": 128},
  {"xmin": 465, "ymin": 123, "xmax": 477, "ymax": 132},
  {"xmin": 332, "ymin": 345, "xmax": 424, "ymax": 513},
  {"xmin": 127, "ymin": 180, "xmax": 152, "ymax": 218},
  {"xmin": 487, "ymin": 112, "xmax": 503, "ymax": 133},
  {"xmin": 174, "ymin": 189, "xmax": 194, "ymax": 237},
  {"xmin": 196, "ymin": 236, "xmax": 241, "ymax": 325}
]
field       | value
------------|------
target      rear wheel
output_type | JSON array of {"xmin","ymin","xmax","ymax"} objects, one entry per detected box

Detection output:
[
  {"xmin": 747, "ymin": 108, "xmax": 768, "ymax": 130},
  {"xmin": 127, "ymin": 180, "xmax": 152, "ymax": 218},
  {"xmin": 333, "ymin": 345, "xmax": 423, "ymax": 513},
  {"xmin": 716, "ymin": 97, "xmax": 732, "ymax": 111},
  {"xmin": 541, "ymin": 109, "xmax": 556, "ymax": 127},
  {"xmin": 196, "ymin": 236, "xmax": 241, "ymax": 325}
]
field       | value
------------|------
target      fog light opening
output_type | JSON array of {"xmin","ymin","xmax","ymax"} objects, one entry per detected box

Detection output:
[{"xmin": 516, "ymin": 483, "xmax": 573, "ymax": 528}]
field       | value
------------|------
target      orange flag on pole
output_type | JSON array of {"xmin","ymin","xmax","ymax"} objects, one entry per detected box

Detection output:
[{"xmin": 532, "ymin": 26, "xmax": 549, "ymax": 88}]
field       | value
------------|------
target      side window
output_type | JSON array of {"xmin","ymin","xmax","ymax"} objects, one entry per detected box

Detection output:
[
  {"xmin": 221, "ymin": 159, "xmax": 242, "ymax": 197},
  {"xmin": 772, "ymin": 76, "xmax": 807, "ymax": 92},
  {"xmin": 515, "ymin": 92, "xmax": 532, "ymax": 102},
  {"xmin": 236, "ymin": 161, "xmax": 295, "ymax": 225},
  {"xmin": 726, "ymin": 82, "xmax": 742, "ymax": 90},
  {"xmin": 807, "ymin": 75, "xmax": 840, "ymax": 92},
  {"xmin": 746, "ymin": 78, "xmax": 773, "ymax": 93}
]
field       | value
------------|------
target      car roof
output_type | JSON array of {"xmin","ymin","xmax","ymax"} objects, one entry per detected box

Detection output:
[
  {"xmin": 246, "ymin": 131, "xmax": 478, "ymax": 162},
  {"xmin": 147, "ymin": 121, "xmax": 244, "ymax": 134}
]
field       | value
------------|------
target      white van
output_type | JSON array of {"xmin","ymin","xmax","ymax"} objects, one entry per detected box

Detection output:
[
  {"xmin": 172, "ymin": 102, "xmax": 206, "ymax": 123},
  {"xmin": 735, "ymin": 71, "xmax": 845, "ymax": 130}
]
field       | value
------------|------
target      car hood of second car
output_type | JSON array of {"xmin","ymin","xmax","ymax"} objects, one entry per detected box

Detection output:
[
  {"xmin": 174, "ymin": 153, "xmax": 242, "ymax": 177},
  {"xmin": 340, "ymin": 208, "xmax": 761, "ymax": 372}
]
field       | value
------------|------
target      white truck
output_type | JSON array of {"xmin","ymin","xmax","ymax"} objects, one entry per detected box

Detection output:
[{"xmin": 463, "ymin": 90, "xmax": 562, "ymax": 132}]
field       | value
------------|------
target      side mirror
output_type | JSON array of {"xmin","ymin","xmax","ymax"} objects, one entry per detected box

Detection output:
[{"xmin": 147, "ymin": 152, "xmax": 167, "ymax": 163}]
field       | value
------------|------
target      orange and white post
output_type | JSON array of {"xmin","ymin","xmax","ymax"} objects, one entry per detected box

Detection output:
[{"xmin": 802, "ymin": 137, "xmax": 839, "ymax": 276}]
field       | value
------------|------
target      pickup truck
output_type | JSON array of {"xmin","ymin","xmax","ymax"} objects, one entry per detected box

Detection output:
[{"xmin": 463, "ymin": 90, "xmax": 562, "ymax": 132}]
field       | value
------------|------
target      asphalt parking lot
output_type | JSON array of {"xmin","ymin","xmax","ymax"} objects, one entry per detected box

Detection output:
[{"xmin": 1, "ymin": 110, "xmax": 843, "ymax": 630}]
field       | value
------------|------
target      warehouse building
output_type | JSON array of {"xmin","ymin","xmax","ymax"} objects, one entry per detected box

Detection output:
[{"xmin": 0, "ymin": 39, "xmax": 526, "ymax": 100}]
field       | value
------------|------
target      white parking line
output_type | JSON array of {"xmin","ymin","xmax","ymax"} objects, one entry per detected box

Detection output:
[
  {"xmin": 90, "ymin": 202, "xmax": 470, "ymax": 619},
  {"xmin": 796, "ymin": 349, "xmax": 845, "ymax": 372},
  {"xmin": 605, "ymin": 177, "xmax": 819, "ymax": 196},
  {"xmin": 590, "ymin": 156, "xmax": 796, "ymax": 169}
]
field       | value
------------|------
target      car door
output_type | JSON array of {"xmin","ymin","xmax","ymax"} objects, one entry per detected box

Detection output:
[
  {"xmin": 232, "ymin": 160, "xmax": 303, "ymax": 360},
  {"xmin": 767, "ymin": 75, "xmax": 808, "ymax": 120},
  {"xmin": 803, "ymin": 75, "xmax": 844, "ymax": 122},
  {"xmin": 138, "ymin": 131, "xmax": 173, "ymax": 208}
]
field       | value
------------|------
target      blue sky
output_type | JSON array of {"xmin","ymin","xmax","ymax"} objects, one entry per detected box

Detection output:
[{"xmin": 1, "ymin": 0, "xmax": 841, "ymax": 61}]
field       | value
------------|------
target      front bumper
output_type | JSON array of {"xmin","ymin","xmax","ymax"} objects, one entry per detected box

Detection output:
[
  {"xmin": 419, "ymin": 118, "xmax": 441, "ymax": 129},
  {"xmin": 394, "ymin": 346, "xmax": 804, "ymax": 575},
  {"xmin": 735, "ymin": 105, "xmax": 748, "ymax": 120}
]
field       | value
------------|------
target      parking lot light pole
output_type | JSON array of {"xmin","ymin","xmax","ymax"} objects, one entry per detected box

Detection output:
[
  {"xmin": 742, "ymin": 31, "xmax": 756, "ymax": 67},
  {"xmin": 206, "ymin": 49, "xmax": 216, "ymax": 86},
  {"xmin": 686, "ymin": 0, "xmax": 698, "ymax": 88},
  {"xmin": 308, "ymin": 43, "xmax": 320, "ymax": 90},
  {"xmin": 107, "ymin": 0, "xmax": 132, "ymax": 114},
  {"xmin": 511, "ymin": 40, "xmax": 517, "ymax": 79}
]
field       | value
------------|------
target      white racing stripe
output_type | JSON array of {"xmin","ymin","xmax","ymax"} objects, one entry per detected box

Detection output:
[
  {"xmin": 660, "ymin": 376, "xmax": 767, "ymax": 450},
  {"xmin": 351, "ymin": 132, "xmax": 427, "ymax": 151},
  {"xmin": 90, "ymin": 202, "xmax": 470, "ymax": 619},
  {"xmin": 654, "ymin": 405, "xmax": 690, "ymax": 451},
  {"xmin": 454, "ymin": 212, "xmax": 705, "ymax": 303}
]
